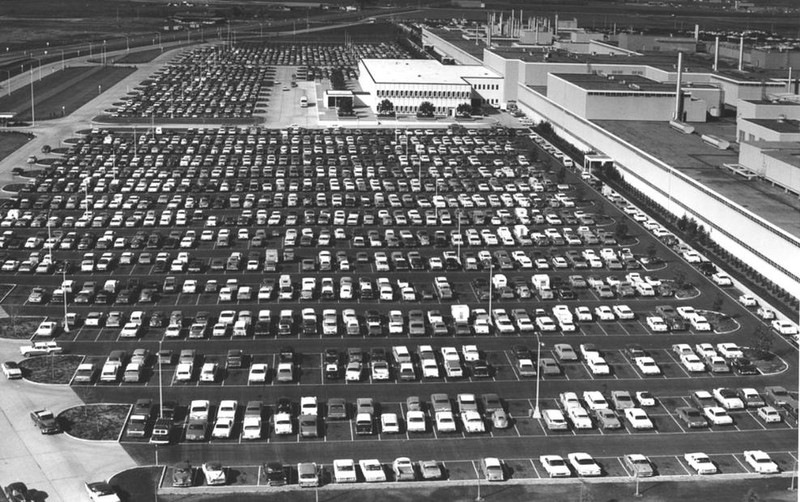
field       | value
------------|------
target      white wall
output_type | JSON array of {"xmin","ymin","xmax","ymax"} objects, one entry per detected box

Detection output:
[{"xmin": 518, "ymin": 83, "xmax": 800, "ymax": 297}]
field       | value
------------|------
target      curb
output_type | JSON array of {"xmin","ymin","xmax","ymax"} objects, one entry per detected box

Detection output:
[{"xmin": 56, "ymin": 403, "xmax": 132, "ymax": 443}]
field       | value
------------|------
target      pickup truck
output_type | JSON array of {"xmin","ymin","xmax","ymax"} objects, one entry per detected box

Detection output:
[
  {"xmin": 31, "ymin": 409, "xmax": 60, "ymax": 434},
  {"xmin": 19, "ymin": 340, "xmax": 63, "ymax": 357}
]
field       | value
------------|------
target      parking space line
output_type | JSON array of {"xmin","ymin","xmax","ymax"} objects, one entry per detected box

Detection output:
[
  {"xmin": 529, "ymin": 458, "xmax": 542, "ymax": 478},
  {"xmin": 675, "ymin": 456, "xmax": 693, "ymax": 475},
  {"xmin": 662, "ymin": 350, "xmax": 694, "ymax": 378}
]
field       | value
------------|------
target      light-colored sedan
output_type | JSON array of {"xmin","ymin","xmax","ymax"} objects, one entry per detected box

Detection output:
[
  {"xmin": 594, "ymin": 306, "xmax": 615, "ymax": 321},
  {"xmin": 743, "ymin": 450, "xmax": 779, "ymax": 474},
  {"xmin": 646, "ymin": 316, "xmax": 668, "ymax": 332},
  {"xmin": 586, "ymin": 356, "xmax": 610, "ymax": 375},
  {"xmin": 435, "ymin": 411, "xmax": 457, "ymax": 433},
  {"xmin": 568, "ymin": 453, "xmax": 602, "ymax": 477},
  {"xmin": 623, "ymin": 454, "xmax": 654, "ymax": 477},
  {"xmin": 612, "ymin": 305, "xmax": 635, "ymax": 320},
  {"xmin": 248, "ymin": 363, "xmax": 268, "ymax": 383},
  {"xmin": 757, "ymin": 406, "xmax": 782, "ymax": 423},
  {"xmin": 380, "ymin": 413, "xmax": 401, "ymax": 434},
  {"xmin": 684, "ymin": 452, "xmax": 717, "ymax": 475},
  {"xmin": 539, "ymin": 455, "xmax": 571, "ymax": 477},
  {"xmin": 624, "ymin": 408, "xmax": 654, "ymax": 430},
  {"xmin": 681, "ymin": 354, "xmax": 706, "ymax": 373},
  {"xmin": 772, "ymin": 320, "xmax": 799, "ymax": 336},
  {"xmin": 481, "ymin": 457, "xmax": 505, "ymax": 481},
  {"xmin": 333, "ymin": 459, "xmax": 357, "ymax": 483},
  {"xmin": 359, "ymin": 459, "xmax": 386, "ymax": 483},
  {"xmin": 703, "ymin": 406, "xmax": 733, "ymax": 425},
  {"xmin": 635, "ymin": 357, "xmax": 661, "ymax": 375}
]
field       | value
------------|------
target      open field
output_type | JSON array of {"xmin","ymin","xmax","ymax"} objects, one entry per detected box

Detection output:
[
  {"xmin": 0, "ymin": 132, "xmax": 33, "ymax": 163},
  {"xmin": 0, "ymin": 66, "xmax": 135, "ymax": 121}
]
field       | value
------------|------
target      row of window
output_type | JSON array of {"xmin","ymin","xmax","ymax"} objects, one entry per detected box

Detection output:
[
  {"xmin": 376, "ymin": 89, "xmax": 470, "ymax": 100},
  {"xmin": 474, "ymin": 83, "xmax": 499, "ymax": 91}
]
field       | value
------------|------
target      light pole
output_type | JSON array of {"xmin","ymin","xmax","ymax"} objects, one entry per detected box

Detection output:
[
  {"xmin": 531, "ymin": 335, "xmax": 543, "ymax": 419},
  {"xmin": 487, "ymin": 261, "xmax": 493, "ymax": 315},
  {"xmin": 29, "ymin": 68, "xmax": 35, "ymax": 127},
  {"xmin": 60, "ymin": 49, "xmax": 65, "ymax": 70},
  {"xmin": 35, "ymin": 56, "xmax": 43, "ymax": 81},
  {"xmin": 62, "ymin": 267, "xmax": 70, "ymax": 333},
  {"xmin": 125, "ymin": 36, "xmax": 130, "ymax": 53}
]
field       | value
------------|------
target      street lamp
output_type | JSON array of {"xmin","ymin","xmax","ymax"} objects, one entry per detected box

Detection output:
[
  {"xmin": 531, "ymin": 335, "xmax": 543, "ymax": 419},
  {"xmin": 60, "ymin": 49, "xmax": 65, "ymax": 70},
  {"xmin": 29, "ymin": 68, "xmax": 35, "ymax": 127}
]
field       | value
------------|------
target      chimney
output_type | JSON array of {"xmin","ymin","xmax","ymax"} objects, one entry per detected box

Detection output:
[
  {"xmin": 674, "ymin": 52, "xmax": 684, "ymax": 121},
  {"xmin": 714, "ymin": 36, "xmax": 719, "ymax": 71},
  {"xmin": 738, "ymin": 35, "xmax": 744, "ymax": 71}
]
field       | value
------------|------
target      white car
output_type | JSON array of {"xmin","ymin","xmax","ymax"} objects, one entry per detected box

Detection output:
[
  {"xmin": 435, "ymin": 411, "xmax": 457, "ymax": 433},
  {"xmin": 582, "ymin": 391, "xmax": 609, "ymax": 411},
  {"xmin": 381, "ymin": 413, "xmax": 401, "ymax": 434},
  {"xmin": 715, "ymin": 343, "xmax": 743, "ymax": 359},
  {"xmin": 217, "ymin": 400, "xmax": 237, "ymax": 420},
  {"xmin": 462, "ymin": 345, "xmax": 480, "ymax": 362},
  {"xmin": 711, "ymin": 273, "xmax": 732, "ymax": 286},
  {"xmin": 201, "ymin": 462, "xmax": 226, "ymax": 485},
  {"xmin": 84, "ymin": 481, "xmax": 121, "ymax": 502},
  {"xmin": 567, "ymin": 406, "xmax": 593, "ymax": 429},
  {"xmin": 681, "ymin": 354, "xmax": 706, "ymax": 373},
  {"xmin": 189, "ymin": 400, "xmax": 210, "ymax": 421},
  {"xmin": 211, "ymin": 418, "xmax": 234, "ymax": 438},
  {"xmin": 461, "ymin": 410, "xmax": 486, "ymax": 433},
  {"xmin": 333, "ymin": 459, "xmax": 358, "ymax": 483},
  {"xmin": 248, "ymin": 363, "xmax": 268, "ymax": 383},
  {"xmin": 646, "ymin": 316, "xmax": 668, "ymax": 332},
  {"xmin": 635, "ymin": 391, "xmax": 656, "ymax": 407},
  {"xmin": 703, "ymin": 406, "xmax": 733, "ymax": 425},
  {"xmin": 567, "ymin": 453, "xmax": 601, "ymax": 477},
  {"xmin": 694, "ymin": 343, "xmax": 717, "ymax": 359},
  {"xmin": 359, "ymin": 459, "xmax": 386, "ymax": 483},
  {"xmin": 624, "ymin": 408, "xmax": 654, "ymax": 430},
  {"xmin": 586, "ymin": 355, "xmax": 610, "ymax": 375},
  {"xmin": 772, "ymin": 320, "xmax": 799, "ymax": 336},
  {"xmin": 612, "ymin": 305, "xmax": 635, "ymax": 320},
  {"xmin": 594, "ymin": 306, "xmax": 615, "ymax": 321},
  {"xmin": 539, "ymin": 455, "xmax": 571, "ymax": 477},
  {"xmin": 406, "ymin": 410, "xmax": 427, "ymax": 432},
  {"xmin": 574, "ymin": 306, "xmax": 593, "ymax": 322},
  {"xmin": 684, "ymin": 453, "xmax": 717, "ymax": 474},
  {"xmin": 743, "ymin": 450, "xmax": 779, "ymax": 474},
  {"xmin": 345, "ymin": 362, "xmax": 362, "ymax": 382},
  {"xmin": 683, "ymin": 250, "xmax": 702, "ymax": 263},
  {"xmin": 738, "ymin": 294, "xmax": 757, "ymax": 307},
  {"xmin": 300, "ymin": 396, "xmax": 318, "ymax": 416},
  {"xmin": 182, "ymin": 280, "xmax": 197, "ymax": 294},
  {"xmin": 713, "ymin": 388, "xmax": 745, "ymax": 410},
  {"xmin": 273, "ymin": 412, "xmax": 293, "ymax": 435},
  {"xmin": 757, "ymin": 406, "xmax": 782, "ymax": 423},
  {"xmin": 559, "ymin": 392, "xmax": 582, "ymax": 410},
  {"xmin": 635, "ymin": 357, "xmax": 660, "ymax": 375}
]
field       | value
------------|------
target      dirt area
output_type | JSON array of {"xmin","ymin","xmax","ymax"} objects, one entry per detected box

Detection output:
[
  {"xmin": 58, "ymin": 403, "xmax": 130, "ymax": 441},
  {"xmin": 18, "ymin": 354, "xmax": 82, "ymax": 384},
  {"xmin": 744, "ymin": 348, "xmax": 789, "ymax": 375},
  {"xmin": 0, "ymin": 316, "xmax": 46, "ymax": 339}
]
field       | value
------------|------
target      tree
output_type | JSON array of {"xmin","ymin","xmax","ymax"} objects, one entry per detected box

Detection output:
[
  {"xmin": 376, "ymin": 99, "xmax": 394, "ymax": 116},
  {"xmin": 751, "ymin": 326, "xmax": 773, "ymax": 357},
  {"xmin": 742, "ymin": 488, "xmax": 760, "ymax": 502},
  {"xmin": 329, "ymin": 68, "xmax": 346, "ymax": 90},
  {"xmin": 646, "ymin": 243, "xmax": 658, "ymax": 261},
  {"xmin": 711, "ymin": 293, "xmax": 724, "ymax": 312},
  {"xmin": 455, "ymin": 103, "xmax": 472, "ymax": 117},
  {"xmin": 673, "ymin": 269, "xmax": 686, "ymax": 289},
  {"xmin": 615, "ymin": 221, "xmax": 629, "ymax": 240},
  {"xmin": 556, "ymin": 166, "xmax": 566, "ymax": 184},
  {"xmin": 677, "ymin": 214, "xmax": 689, "ymax": 231},
  {"xmin": 417, "ymin": 101, "xmax": 435, "ymax": 117},
  {"xmin": 337, "ymin": 98, "xmax": 354, "ymax": 116}
]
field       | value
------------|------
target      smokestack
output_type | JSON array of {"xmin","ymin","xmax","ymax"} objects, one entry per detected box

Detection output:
[
  {"xmin": 554, "ymin": 14, "xmax": 558, "ymax": 36},
  {"xmin": 511, "ymin": 10, "xmax": 514, "ymax": 38},
  {"xmin": 674, "ymin": 52, "xmax": 684, "ymax": 121},
  {"xmin": 738, "ymin": 35, "xmax": 744, "ymax": 71},
  {"xmin": 486, "ymin": 12, "xmax": 492, "ymax": 46},
  {"xmin": 499, "ymin": 12, "xmax": 503, "ymax": 37},
  {"xmin": 714, "ymin": 36, "xmax": 719, "ymax": 71},
  {"xmin": 789, "ymin": 67, "xmax": 793, "ymax": 93},
  {"xmin": 694, "ymin": 24, "xmax": 699, "ymax": 41}
]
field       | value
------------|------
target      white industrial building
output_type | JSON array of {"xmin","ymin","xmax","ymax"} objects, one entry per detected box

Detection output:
[{"xmin": 357, "ymin": 59, "xmax": 503, "ymax": 116}]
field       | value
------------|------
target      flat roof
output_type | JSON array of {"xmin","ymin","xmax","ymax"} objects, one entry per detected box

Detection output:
[
  {"xmin": 743, "ymin": 99, "xmax": 800, "ymax": 106},
  {"xmin": 596, "ymin": 119, "xmax": 800, "ymax": 239},
  {"xmin": 360, "ymin": 59, "xmax": 500, "ymax": 85},
  {"xmin": 553, "ymin": 73, "xmax": 675, "ymax": 92},
  {"xmin": 424, "ymin": 27, "xmax": 487, "ymax": 59},
  {"xmin": 488, "ymin": 48, "xmax": 715, "ymax": 72},
  {"xmin": 744, "ymin": 118, "xmax": 800, "ymax": 133}
]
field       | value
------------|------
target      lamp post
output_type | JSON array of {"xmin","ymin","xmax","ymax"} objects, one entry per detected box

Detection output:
[
  {"xmin": 62, "ymin": 267, "xmax": 70, "ymax": 333},
  {"xmin": 60, "ymin": 49, "xmax": 65, "ymax": 70},
  {"xmin": 35, "ymin": 56, "xmax": 43, "ymax": 81},
  {"xmin": 29, "ymin": 68, "xmax": 35, "ymax": 127},
  {"xmin": 487, "ymin": 261, "xmax": 493, "ymax": 316},
  {"xmin": 531, "ymin": 335, "xmax": 543, "ymax": 419}
]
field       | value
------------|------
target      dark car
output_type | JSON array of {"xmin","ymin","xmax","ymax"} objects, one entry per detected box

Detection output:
[
  {"xmin": 731, "ymin": 357, "xmax": 758, "ymax": 375},
  {"xmin": 264, "ymin": 462, "xmax": 288, "ymax": 486},
  {"xmin": 676, "ymin": 407, "xmax": 707, "ymax": 428},
  {"xmin": 172, "ymin": 461, "xmax": 193, "ymax": 487},
  {"xmin": 30, "ymin": 409, "xmax": 60, "ymax": 434},
  {"xmin": 326, "ymin": 398, "xmax": 348, "ymax": 420}
]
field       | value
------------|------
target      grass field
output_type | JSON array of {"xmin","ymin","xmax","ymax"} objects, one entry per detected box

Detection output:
[
  {"xmin": 18, "ymin": 354, "xmax": 82, "ymax": 384},
  {"xmin": 0, "ymin": 132, "xmax": 33, "ymax": 163},
  {"xmin": 113, "ymin": 49, "xmax": 166, "ymax": 65},
  {"xmin": 0, "ymin": 316, "xmax": 46, "ymax": 339},
  {"xmin": 0, "ymin": 66, "xmax": 135, "ymax": 121},
  {"xmin": 58, "ymin": 404, "xmax": 130, "ymax": 441}
]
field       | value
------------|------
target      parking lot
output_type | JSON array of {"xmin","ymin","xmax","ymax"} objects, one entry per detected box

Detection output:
[{"xmin": 5, "ymin": 121, "xmax": 798, "ymax": 485}]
